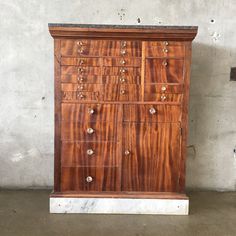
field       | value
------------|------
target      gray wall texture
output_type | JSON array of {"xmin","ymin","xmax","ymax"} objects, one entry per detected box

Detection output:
[{"xmin": 0, "ymin": 0, "xmax": 236, "ymax": 190}]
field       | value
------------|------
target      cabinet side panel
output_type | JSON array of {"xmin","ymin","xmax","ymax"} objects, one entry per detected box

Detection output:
[
  {"xmin": 179, "ymin": 42, "xmax": 192, "ymax": 192},
  {"xmin": 54, "ymin": 39, "xmax": 61, "ymax": 192}
]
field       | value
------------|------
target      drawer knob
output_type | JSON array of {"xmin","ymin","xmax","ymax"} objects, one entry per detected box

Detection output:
[
  {"xmin": 163, "ymin": 61, "xmax": 168, "ymax": 66},
  {"xmin": 121, "ymin": 41, "xmax": 127, "ymax": 48},
  {"xmin": 161, "ymin": 95, "xmax": 167, "ymax": 101},
  {"xmin": 87, "ymin": 127, "xmax": 94, "ymax": 134},
  {"xmin": 78, "ymin": 49, "xmax": 84, "ymax": 54},
  {"xmin": 79, "ymin": 60, "xmax": 85, "ymax": 65},
  {"xmin": 149, "ymin": 107, "xmax": 156, "ymax": 115},
  {"xmin": 120, "ymin": 68, "xmax": 127, "ymax": 74},
  {"xmin": 78, "ymin": 77, "xmax": 85, "ymax": 82},
  {"xmin": 164, "ymin": 41, "xmax": 169, "ymax": 46},
  {"xmin": 120, "ymin": 90, "xmax": 126, "ymax": 95},
  {"xmin": 88, "ymin": 108, "xmax": 95, "ymax": 114},
  {"xmin": 86, "ymin": 176, "xmax": 93, "ymax": 183},
  {"xmin": 78, "ymin": 93, "xmax": 85, "ymax": 99},
  {"xmin": 78, "ymin": 85, "xmax": 84, "ymax": 90},
  {"xmin": 163, "ymin": 48, "xmax": 168, "ymax": 53},
  {"xmin": 161, "ymin": 86, "xmax": 167, "ymax": 91},
  {"xmin": 124, "ymin": 150, "xmax": 130, "ymax": 156},
  {"xmin": 120, "ymin": 49, "xmax": 127, "ymax": 55},
  {"xmin": 120, "ymin": 59, "xmax": 126, "ymax": 65},
  {"xmin": 87, "ymin": 149, "xmax": 94, "ymax": 155},
  {"xmin": 78, "ymin": 67, "xmax": 84, "ymax": 73},
  {"xmin": 77, "ymin": 41, "xmax": 84, "ymax": 46},
  {"xmin": 119, "ymin": 77, "xmax": 126, "ymax": 83}
]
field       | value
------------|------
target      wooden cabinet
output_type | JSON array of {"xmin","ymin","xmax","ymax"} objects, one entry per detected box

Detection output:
[{"xmin": 49, "ymin": 24, "xmax": 197, "ymax": 201}]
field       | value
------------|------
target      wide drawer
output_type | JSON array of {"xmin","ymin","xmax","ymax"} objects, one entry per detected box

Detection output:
[
  {"xmin": 61, "ymin": 39, "xmax": 141, "ymax": 57},
  {"xmin": 61, "ymin": 167, "xmax": 119, "ymax": 191},
  {"xmin": 145, "ymin": 58, "xmax": 184, "ymax": 83},
  {"xmin": 61, "ymin": 103, "xmax": 121, "ymax": 122},
  {"xmin": 61, "ymin": 121, "xmax": 117, "ymax": 141},
  {"xmin": 61, "ymin": 142, "xmax": 118, "ymax": 167},
  {"xmin": 123, "ymin": 104, "xmax": 181, "ymax": 122}
]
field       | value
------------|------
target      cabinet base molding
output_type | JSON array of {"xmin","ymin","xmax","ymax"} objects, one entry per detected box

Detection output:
[{"xmin": 50, "ymin": 196, "xmax": 189, "ymax": 215}]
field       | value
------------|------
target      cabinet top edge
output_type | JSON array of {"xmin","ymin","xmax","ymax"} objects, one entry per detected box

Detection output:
[{"xmin": 48, "ymin": 23, "xmax": 198, "ymax": 41}]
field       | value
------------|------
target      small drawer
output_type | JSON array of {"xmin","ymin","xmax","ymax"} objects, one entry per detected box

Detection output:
[
  {"xmin": 61, "ymin": 91, "xmax": 101, "ymax": 102},
  {"xmin": 103, "ymin": 67, "xmax": 141, "ymax": 76},
  {"xmin": 103, "ymin": 58, "xmax": 141, "ymax": 67},
  {"xmin": 61, "ymin": 142, "xmax": 118, "ymax": 167},
  {"xmin": 61, "ymin": 57, "xmax": 101, "ymax": 66},
  {"xmin": 61, "ymin": 83, "xmax": 103, "ymax": 92},
  {"xmin": 61, "ymin": 122, "xmax": 117, "ymax": 141},
  {"xmin": 102, "ymin": 76, "xmax": 141, "ymax": 84},
  {"xmin": 144, "ymin": 84, "xmax": 183, "ymax": 94},
  {"xmin": 123, "ymin": 104, "xmax": 182, "ymax": 122},
  {"xmin": 61, "ymin": 74, "xmax": 102, "ymax": 84},
  {"xmin": 145, "ymin": 58, "xmax": 184, "ymax": 83},
  {"xmin": 61, "ymin": 167, "xmax": 119, "ymax": 191},
  {"xmin": 146, "ymin": 42, "xmax": 185, "ymax": 58},
  {"xmin": 61, "ymin": 103, "xmax": 121, "ymax": 123},
  {"xmin": 61, "ymin": 66, "xmax": 101, "ymax": 76},
  {"xmin": 144, "ymin": 93, "xmax": 183, "ymax": 102},
  {"xmin": 104, "ymin": 84, "xmax": 141, "ymax": 101}
]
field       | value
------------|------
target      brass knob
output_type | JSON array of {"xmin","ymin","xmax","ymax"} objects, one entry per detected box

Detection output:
[
  {"xmin": 120, "ymin": 59, "xmax": 126, "ymax": 65},
  {"xmin": 163, "ymin": 61, "xmax": 168, "ymax": 66},
  {"xmin": 78, "ymin": 67, "xmax": 84, "ymax": 73},
  {"xmin": 161, "ymin": 95, "xmax": 167, "ymax": 101},
  {"xmin": 88, "ymin": 108, "xmax": 95, "ymax": 114},
  {"xmin": 120, "ymin": 68, "xmax": 127, "ymax": 74},
  {"xmin": 149, "ymin": 107, "xmax": 156, "ymax": 115},
  {"xmin": 78, "ymin": 77, "xmax": 85, "ymax": 82},
  {"xmin": 121, "ymin": 41, "xmax": 127, "ymax": 48},
  {"xmin": 79, "ymin": 60, "xmax": 85, "ymax": 65},
  {"xmin": 119, "ymin": 77, "xmax": 126, "ymax": 83},
  {"xmin": 77, "ymin": 41, "xmax": 84, "ymax": 46},
  {"xmin": 163, "ymin": 48, "xmax": 168, "ymax": 53},
  {"xmin": 124, "ymin": 150, "xmax": 130, "ymax": 156},
  {"xmin": 164, "ymin": 41, "xmax": 169, "ymax": 46},
  {"xmin": 120, "ymin": 90, "xmax": 126, "ymax": 95},
  {"xmin": 78, "ymin": 85, "xmax": 84, "ymax": 90},
  {"xmin": 86, "ymin": 176, "xmax": 93, "ymax": 183},
  {"xmin": 161, "ymin": 86, "xmax": 167, "ymax": 91},
  {"xmin": 87, "ymin": 127, "xmax": 94, "ymax": 134},
  {"xmin": 78, "ymin": 93, "xmax": 85, "ymax": 99},
  {"xmin": 120, "ymin": 49, "xmax": 126, "ymax": 55},
  {"xmin": 87, "ymin": 149, "xmax": 94, "ymax": 155},
  {"xmin": 78, "ymin": 49, "xmax": 84, "ymax": 54}
]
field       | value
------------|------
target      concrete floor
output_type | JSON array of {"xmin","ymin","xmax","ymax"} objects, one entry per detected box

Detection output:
[{"xmin": 0, "ymin": 190, "xmax": 236, "ymax": 236}]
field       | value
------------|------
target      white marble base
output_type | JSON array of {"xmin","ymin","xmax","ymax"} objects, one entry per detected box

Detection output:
[{"xmin": 50, "ymin": 197, "xmax": 189, "ymax": 215}]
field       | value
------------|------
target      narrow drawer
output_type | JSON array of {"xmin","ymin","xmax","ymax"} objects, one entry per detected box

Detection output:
[
  {"xmin": 61, "ymin": 122, "xmax": 117, "ymax": 141},
  {"xmin": 144, "ymin": 84, "xmax": 183, "ymax": 94},
  {"xmin": 61, "ymin": 83, "xmax": 103, "ymax": 92},
  {"xmin": 61, "ymin": 66, "xmax": 101, "ymax": 76},
  {"xmin": 61, "ymin": 57, "xmax": 101, "ymax": 66},
  {"xmin": 61, "ymin": 167, "xmax": 119, "ymax": 191},
  {"xmin": 61, "ymin": 74, "xmax": 101, "ymax": 84},
  {"xmin": 146, "ymin": 42, "xmax": 185, "ymax": 58},
  {"xmin": 103, "ymin": 67, "xmax": 141, "ymax": 76},
  {"xmin": 102, "ymin": 76, "xmax": 141, "ymax": 84},
  {"xmin": 61, "ymin": 91, "xmax": 101, "ymax": 102},
  {"xmin": 104, "ymin": 84, "xmax": 141, "ymax": 101},
  {"xmin": 144, "ymin": 93, "xmax": 183, "ymax": 102},
  {"xmin": 103, "ymin": 58, "xmax": 141, "ymax": 67},
  {"xmin": 61, "ymin": 103, "xmax": 121, "ymax": 123},
  {"xmin": 123, "ymin": 104, "xmax": 181, "ymax": 122},
  {"xmin": 61, "ymin": 142, "xmax": 118, "ymax": 167},
  {"xmin": 145, "ymin": 58, "xmax": 184, "ymax": 83}
]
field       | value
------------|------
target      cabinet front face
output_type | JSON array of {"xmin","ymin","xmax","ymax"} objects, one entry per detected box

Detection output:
[
  {"xmin": 121, "ymin": 123, "xmax": 181, "ymax": 192},
  {"xmin": 50, "ymin": 24, "xmax": 196, "ymax": 196}
]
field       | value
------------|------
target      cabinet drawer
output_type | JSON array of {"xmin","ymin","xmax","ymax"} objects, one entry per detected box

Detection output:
[
  {"xmin": 61, "ymin": 167, "xmax": 119, "ymax": 191},
  {"xmin": 61, "ymin": 57, "xmax": 101, "ymax": 66},
  {"xmin": 61, "ymin": 83, "xmax": 103, "ymax": 92},
  {"xmin": 61, "ymin": 74, "xmax": 101, "ymax": 84},
  {"xmin": 146, "ymin": 42, "xmax": 185, "ymax": 58},
  {"xmin": 61, "ymin": 142, "xmax": 118, "ymax": 167},
  {"xmin": 145, "ymin": 58, "xmax": 184, "ymax": 83},
  {"xmin": 103, "ymin": 58, "xmax": 141, "ymax": 67},
  {"xmin": 144, "ymin": 93, "xmax": 183, "ymax": 102},
  {"xmin": 61, "ymin": 91, "xmax": 101, "ymax": 102},
  {"xmin": 61, "ymin": 66, "xmax": 101, "ymax": 76},
  {"xmin": 103, "ymin": 67, "xmax": 141, "ymax": 76},
  {"xmin": 102, "ymin": 76, "xmax": 141, "ymax": 84},
  {"xmin": 144, "ymin": 84, "xmax": 183, "ymax": 94},
  {"xmin": 104, "ymin": 84, "xmax": 141, "ymax": 101},
  {"xmin": 61, "ymin": 103, "xmax": 121, "ymax": 123},
  {"xmin": 123, "ymin": 104, "xmax": 181, "ymax": 122},
  {"xmin": 61, "ymin": 122, "xmax": 117, "ymax": 141},
  {"xmin": 61, "ymin": 39, "xmax": 141, "ymax": 57}
]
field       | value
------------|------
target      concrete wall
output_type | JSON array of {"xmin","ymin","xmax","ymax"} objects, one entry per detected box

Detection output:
[{"xmin": 0, "ymin": 0, "xmax": 235, "ymax": 190}]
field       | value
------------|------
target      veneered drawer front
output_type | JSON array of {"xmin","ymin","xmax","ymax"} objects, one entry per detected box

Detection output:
[
  {"xmin": 61, "ymin": 142, "xmax": 118, "ymax": 167},
  {"xmin": 123, "ymin": 104, "xmax": 181, "ymax": 122},
  {"xmin": 102, "ymin": 76, "xmax": 141, "ymax": 84},
  {"xmin": 61, "ymin": 167, "xmax": 119, "ymax": 191},
  {"xmin": 144, "ymin": 84, "xmax": 183, "ymax": 94},
  {"xmin": 61, "ymin": 103, "xmax": 121, "ymax": 123},
  {"xmin": 61, "ymin": 57, "xmax": 101, "ymax": 66},
  {"xmin": 61, "ymin": 122, "xmax": 117, "ymax": 141},
  {"xmin": 61, "ymin": 39, "xmax": 141, "ymax": 57},
  {"xmin": 146, "ymin": 42, "xmax": 185, "ymax": 58},
  {"xmin": 61, "ymin": 74, "xmax": 101, "ymax": 84},
  {"xmin": 145, "ymin": 58, "xmax": 184, "ymax": 83},
  {"xmin": 103, "ymin": 67, "xmax": 141, "ymax": 76},
  {"xmin": 144, "ymin": 93, "xmax": 183, "ymax": 102},
  {"xmin": 103, "ymin": 58, "xmax": 141, "ymax": 67},
  {"xmin": 104, "ymin": 84, "xmax": 141, "ymax": 101},
  {"xmin": 61, "ymin": 66, "xmax": 101, "ymax": 76},
  {"xmin": 61, "ymin": 83, "xmax": 103, "ymax": 92},
  {"xmin": 62, "ymin": 91, "xmax": 101, "ymax": 102}
]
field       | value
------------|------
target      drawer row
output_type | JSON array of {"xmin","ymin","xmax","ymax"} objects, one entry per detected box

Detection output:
[{"xmin": 61, "ymin": 40, "xmax": 185, "ymax": 58}]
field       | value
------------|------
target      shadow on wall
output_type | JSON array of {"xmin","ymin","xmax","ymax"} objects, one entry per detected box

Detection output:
[{"xmin": 186, "ymin": 41, "xmax": 236, "ymax": 190}]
